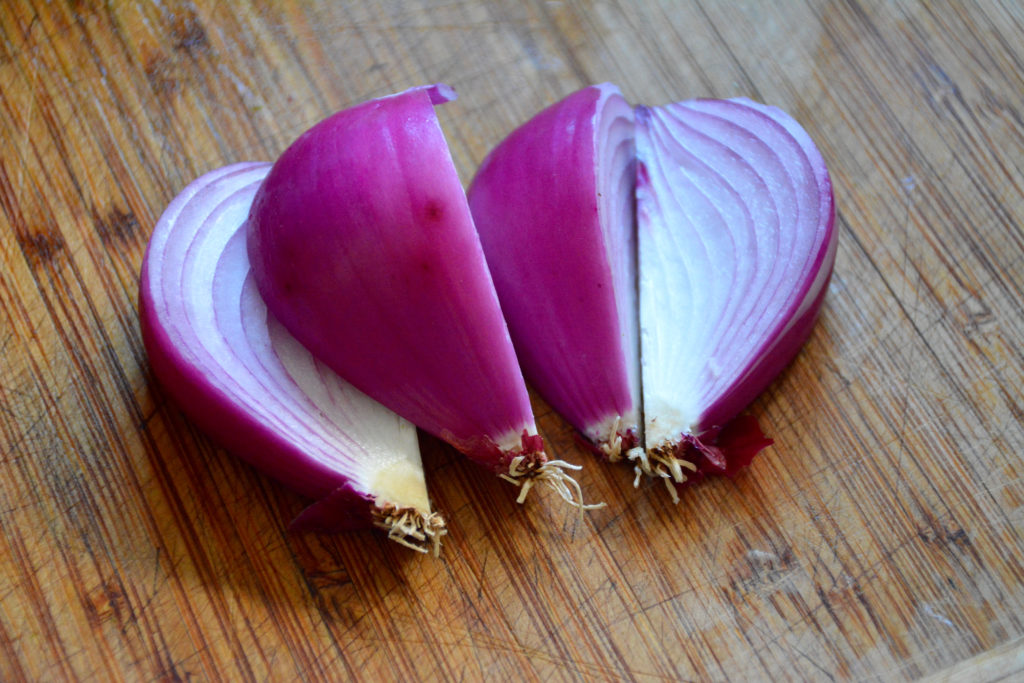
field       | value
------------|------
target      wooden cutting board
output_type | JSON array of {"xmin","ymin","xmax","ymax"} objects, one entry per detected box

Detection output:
[{"xmin": 1, "ymin": 1, "xmax": 1022, "ymax": 680}]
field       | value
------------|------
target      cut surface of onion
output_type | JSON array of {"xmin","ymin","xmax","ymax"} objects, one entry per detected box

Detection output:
[
  {"xmin": 468, "ymin": 83, "xmax": 641, "ymax": 461},
  {"xmin": 636, "ymin": 97, "xmax": 836, "ymax": 499},
  {"xmin": 139, "ymin": 162, "xmax": 445, "ymax": 553},
  {"xmin": 246, "ymin": 85, "xmax": 601, "ymax": 510}
]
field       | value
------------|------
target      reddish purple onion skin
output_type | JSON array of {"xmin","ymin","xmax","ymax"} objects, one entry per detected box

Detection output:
[
  {"xmin": 468, "ymin": 84, "xmax": 641, "ymax": 457},
  {"xmin": 246, "ymin": 85, "xmax": 541, "ymax": 472},
  {"xmin": 636, "ymin": 97, "xmax": 836, "ymax": 485},
  {"xmin": 140, "ymin": 164, "xmax": 370, "ymax": 532}
]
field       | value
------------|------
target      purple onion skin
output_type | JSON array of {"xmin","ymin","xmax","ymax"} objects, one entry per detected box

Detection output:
[
  {"xmin": 468, "ymin": 84, "xmax": 639, "ymax": 449},
  {"xmin": 247, "ymin": 86, "xmax": 538, "ymax": 470},
  {"xmin": 139, "ymin": 165, "xmax": 372, "ymax": 532}
]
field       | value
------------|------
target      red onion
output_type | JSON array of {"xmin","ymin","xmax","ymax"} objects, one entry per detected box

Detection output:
[
  {"xmin": 468, "ymin": 84, "xmax": 642, "ymax": 460},
  {"xmin": 139, "ymin": 162, "xmax": 446, "ymax": 553},
  {"xmin": 246, "ymin": 85, "xmax": 601, "ymax": 510},
  {"xmin": 637, "ymin": 98, "xmax": 836, "ymax": 499},
  {"xmin": 469, "ymin": 86, "xmax": 836, "ymax": 501}
]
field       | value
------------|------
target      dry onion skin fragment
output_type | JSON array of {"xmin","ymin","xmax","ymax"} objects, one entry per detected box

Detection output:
[
  {"xmin": 468, "ymin": 83, "xmax": 642, "ymax": 461},
  {"xmin": 636, "ymin": 98, "xmax": 837, "ymax": 499},
  {"xmin": 246, "ymin": 85, "xmax": 601, "ymax": 511},
  {"xmin": 139, "ymin": 162, "xmax": 445, "ymax": 554}
]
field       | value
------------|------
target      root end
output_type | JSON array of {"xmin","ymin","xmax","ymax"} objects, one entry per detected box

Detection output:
[
  {"xmin": 371, "ymin": 503, "xmax": 447, "ymax": 556},
  {"xmin": 600, "ymin": 416, "xmax": 639, "ymax": 463},
  {"xmin": 622, "ymin": 442, "xmax": 696, "ymax": 503},
  {"xmin": 500, "ymin": 455, "xmax": 606, "ymax": 515}
]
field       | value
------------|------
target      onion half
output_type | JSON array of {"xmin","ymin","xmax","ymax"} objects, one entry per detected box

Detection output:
[
  {"xmin": 140, "ymin": 163, "xmax": 446, "ymax": 553},
  {"xmin": 468, "ymin": 86, "xmax": 835, "ymax": 501},
  {"xmin": 468, "ymin": 83, "xmax": 641, "ymax": 459},
  {"xmin": 246, "ymin": 85, "xmax": 600, "ymax": 510},
  {"xmin": 636, "ymin": 98, "xmax": 837, "ymax": 499}
]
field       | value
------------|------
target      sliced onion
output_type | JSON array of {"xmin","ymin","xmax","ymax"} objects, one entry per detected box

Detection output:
[
  {"xmin": 139, "ymin": 162, "xmax": 446, "ymax": 553},
  {"xmin": 636, "ymin": 97, "xmax": 836, "ymax": 498},
  {"xmin": 465, "ymin": 86, "xmax": 835, "ymax": 501},
  {"xmin": 246, "ymin": 85, "xmax": 601, "ymax": 510},
  {"xmin": 468, "ymin": 83, "xmax": 641, "ymax": 459}
]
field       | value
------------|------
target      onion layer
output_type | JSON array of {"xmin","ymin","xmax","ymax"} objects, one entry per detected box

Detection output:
[
  {"xmin": 140, "ymin": 163, "xmax": 445, "ymax": 553},
  {"xmin": 246, "ymin": 85, "xmax": 601, "ymax": 510}
]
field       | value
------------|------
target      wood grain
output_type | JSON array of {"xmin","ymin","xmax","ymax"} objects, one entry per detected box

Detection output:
[{"xmin": 1, "ymin": 0, "xmax": 1022, "ymax": 680}]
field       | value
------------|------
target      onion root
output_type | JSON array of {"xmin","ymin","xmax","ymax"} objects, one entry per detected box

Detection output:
[
  {"xmin": 499, "ymin": 455, "xmax": 606, "ymax": 512},
  {"xmin": 616, "ymin": 442, "xmax": 699, "ymax": 504},
  {"xmin": 596, "ymin": 416, "xmax": 641, "ymax": 461},
  {"xmin": 371, "ymin": 503, "xmax": 447, "ymax": 556}
]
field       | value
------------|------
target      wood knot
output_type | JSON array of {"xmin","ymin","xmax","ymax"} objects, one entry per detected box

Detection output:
[
  {"xmin": 18, "ymin": 230, "xmax": 65, "ymax": 267},
  {"xmin": 94, "ymin": 206, "xmax": 139, "ymax": 245}
]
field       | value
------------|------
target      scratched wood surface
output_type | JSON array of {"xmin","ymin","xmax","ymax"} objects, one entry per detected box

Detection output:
[{"xmin": 1, "ymin": 1, "xmax": 1022, "ymax": 680}]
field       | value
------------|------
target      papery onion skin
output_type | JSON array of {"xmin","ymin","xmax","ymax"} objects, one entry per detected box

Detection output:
[
  {"xmin": 140, "ymin": 163, "xmax": 443, "ymax": 548},
  {"xmin": 468, "ymin": 83, "xmax": 642, "ymax": 457},
  {"xmin": 636, "ymin": 97, "xmax": 836, "ymax": 484},
  {"xmin": 246, "ymin": 85, "xmax": 542, "ymax": 472}
]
